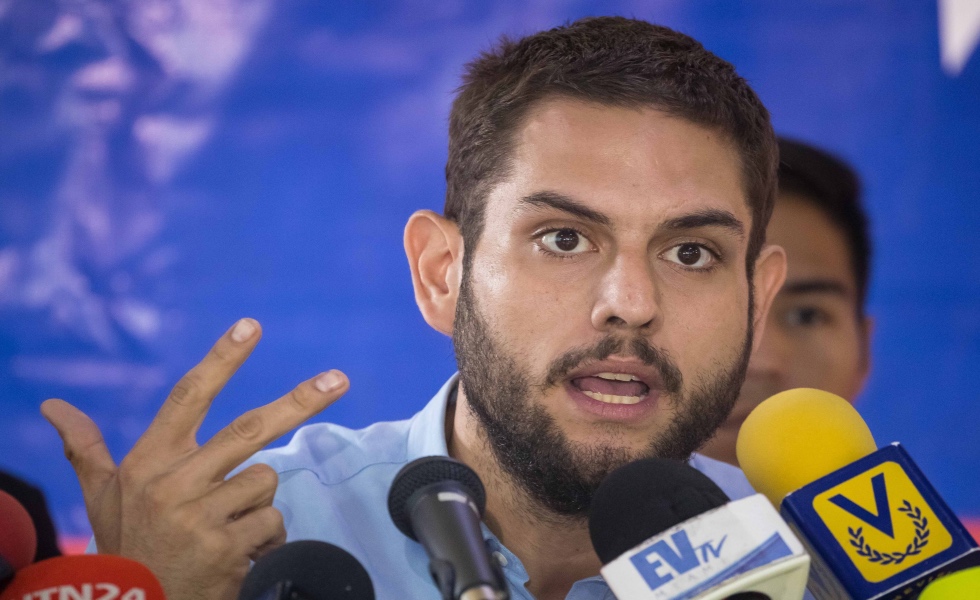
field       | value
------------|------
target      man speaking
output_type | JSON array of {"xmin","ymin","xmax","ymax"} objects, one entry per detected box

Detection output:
[{"xmin": 41, "ymin": 17, "xmax": 787, "ymax": 600}]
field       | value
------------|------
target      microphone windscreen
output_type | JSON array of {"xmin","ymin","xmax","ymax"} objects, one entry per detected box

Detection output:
[
  {"xmin": 387, "ymin": 456, "xmax": 486, "ymax": 540},
  {"xmin": 0, "ymin": 490, "xmax": 37, "ymax": 571},
  {"xmin": 737, "ymin": 388, "xmax": 876, "ymax": 505},
  {"xmin": 238, "ymin": 540, "xmax": 374, "ymax": 600},
  {"xmin": 919, "ymin": 566, "xmax": 980, "ymax": 599},
  {"xmin": 588, "ymin": 458, "xmax": 729, "ymax": 564},
  {"xmin": 0, "ymin": 555, "xmax": 165, "ymax": 600}
]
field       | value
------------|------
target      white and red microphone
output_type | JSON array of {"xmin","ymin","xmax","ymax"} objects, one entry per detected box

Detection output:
[{"xmin": 0, "ymin": 554, "xmax": 165, "ymax": 600}]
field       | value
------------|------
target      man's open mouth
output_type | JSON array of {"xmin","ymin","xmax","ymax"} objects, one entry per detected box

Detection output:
[{"xmin": 570, "ymin": 373, "xmax": 651, "ymax": 405}]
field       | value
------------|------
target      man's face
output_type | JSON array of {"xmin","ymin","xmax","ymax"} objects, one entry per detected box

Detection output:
[
  {"xmin": 452, "ymin": 98, "xmax": 769, "ymax": 515},
  {"xmin": 702, "ymin": 193, "xmax": 870, "ymax": 465}
]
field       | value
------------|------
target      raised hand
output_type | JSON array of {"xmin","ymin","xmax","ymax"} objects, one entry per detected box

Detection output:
[{"xmin": 41, "ymin": 319, "xmax": 350, "ymax": 600}]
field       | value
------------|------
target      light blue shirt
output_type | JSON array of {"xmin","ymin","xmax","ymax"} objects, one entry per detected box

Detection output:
[{"xmin": 243, "ymin": 374, "xmax": 763, "ymax": 600}]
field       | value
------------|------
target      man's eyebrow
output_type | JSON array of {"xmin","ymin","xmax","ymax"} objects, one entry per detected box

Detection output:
[
  {"xmin": 782, "ymin": 279, "xmax": 852, "ymax": 297},
  {"xmin": 518, "ymin": 191, "xmax": 612, "ymax": 227},
  {"xmin": 661, "ymin": 209, "xmax": 745, "ymax": 239}
]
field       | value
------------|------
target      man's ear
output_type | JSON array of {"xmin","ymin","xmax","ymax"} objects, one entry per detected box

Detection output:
[
  {"xmin": 750, "ymin": 243, "xmax": 787, "ymax": 353},
  {"xmin": 404, "ymin": 210, "xmax": 464, "ymax": 336}
]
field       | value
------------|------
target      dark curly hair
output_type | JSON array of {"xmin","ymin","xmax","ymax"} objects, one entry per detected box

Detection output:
[
  {"xmin": 445, "ymin": 16, "xmax": 778, "ymax": 273},
  {"xmin": 777, "ymin": 137, "xmax": 871, "ymax": 313}
]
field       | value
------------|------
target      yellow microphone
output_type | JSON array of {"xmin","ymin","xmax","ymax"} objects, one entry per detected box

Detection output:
[
  {"xmin": 919, "ymin": 567, "xmax": 980, "ymax": 600},
  {"xmin": 919, "ymin": 565, "xmax": 980, "ymax": 598},
  {"xmin": 738, "ymin": 388, "xmax": 980, "ymax": 599},
  {"xmin": 737, "ymin": 388, "xmax": 876, "ymax": 507}
]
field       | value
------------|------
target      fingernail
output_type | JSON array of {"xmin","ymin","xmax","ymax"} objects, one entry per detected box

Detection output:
[
  {"xmin": 314, "ymin": 371, "xmax": 345, "ymax": 393},
  {"xmin": 231, "ymin": 319, "xmax": 257, "ymax": 343}
]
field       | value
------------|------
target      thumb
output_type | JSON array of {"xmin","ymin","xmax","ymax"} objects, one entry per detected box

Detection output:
[{"xmin": 41, "ymin": 399, "xmax": 117, "ymax": 498}]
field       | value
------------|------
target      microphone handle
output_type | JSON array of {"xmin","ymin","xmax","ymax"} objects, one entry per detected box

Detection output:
[{"xmin": 411, "ymin": 488, "xmax": 506, "ymax": 600}]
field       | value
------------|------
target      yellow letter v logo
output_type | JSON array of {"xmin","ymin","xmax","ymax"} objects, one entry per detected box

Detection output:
[{"xmin": 829, "ymin": 472, "xmax": 895, "ymax": 538}]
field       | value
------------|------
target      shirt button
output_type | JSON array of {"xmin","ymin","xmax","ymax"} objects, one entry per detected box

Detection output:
[{"xmin": 492, "ymin": 551, "xmax": 508, "ymax": 567}]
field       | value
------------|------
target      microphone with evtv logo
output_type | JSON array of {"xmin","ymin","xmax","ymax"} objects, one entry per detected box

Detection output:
[
  {"xmin": 0, "ymin": 555, "xmax": 165, "ymax": 600},
  {"xmin": 0, "ymin": 490, "xmax": 37, "ymax": 592},
  {"xmin": 738, "ymin": 388, "xmax": 980, "ymax": 600},
  {"xmin": 388, "ymin": 456, "xmax": 508, "ymax": 600},
  {"xmin": 589, "ymin": 458, "xmax": 810, "ymax": 600}
]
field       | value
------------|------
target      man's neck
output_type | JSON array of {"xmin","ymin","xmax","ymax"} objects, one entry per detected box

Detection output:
[{"xmin": 446, "ymin": 389, "xmax": 603, "ymax": 600}]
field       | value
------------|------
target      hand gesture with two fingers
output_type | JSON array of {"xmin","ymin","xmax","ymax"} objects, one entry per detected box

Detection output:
[{"xmin": 42, "ymin": 319, "xmax": 349, "ymax": 600}]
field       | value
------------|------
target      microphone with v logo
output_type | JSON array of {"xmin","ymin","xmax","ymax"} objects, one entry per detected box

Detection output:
[{"xmin": 737, "ymin": 388, "xmax": 980, "ymax": 600}]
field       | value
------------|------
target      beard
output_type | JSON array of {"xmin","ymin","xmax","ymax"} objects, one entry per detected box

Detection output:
[{"xmin": 452, "ymin": 270, "xmax": 753, "ymax": 519}]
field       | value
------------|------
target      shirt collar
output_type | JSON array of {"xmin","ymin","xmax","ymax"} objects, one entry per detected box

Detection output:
[
  {"xmin": 404, "ymin": 373, "xmax": 608, "ymax": 592},
  {"xmin": 405, "ymin": 372, "xmax": 457, "ymax": 460}
]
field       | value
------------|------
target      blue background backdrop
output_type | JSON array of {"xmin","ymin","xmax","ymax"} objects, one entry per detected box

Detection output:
[{"xmin": 2, "ymin": 0, "xmax": 978, "ymax": 545}]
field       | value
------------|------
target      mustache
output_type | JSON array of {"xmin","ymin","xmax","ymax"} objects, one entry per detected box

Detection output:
[{"xmin": 542, "ymin": 336, "xmax": 683, "ymax": 395}]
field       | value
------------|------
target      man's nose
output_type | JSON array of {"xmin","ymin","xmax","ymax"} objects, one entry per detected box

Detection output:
[{"xmin": 590, "ymin": 251, "xmax": 661, "ymax": 332}]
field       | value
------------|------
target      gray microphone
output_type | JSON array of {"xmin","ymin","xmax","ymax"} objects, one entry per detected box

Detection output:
[{"xmin": 388, "ymin": 456, "xmax": 508, "ymax": 600}]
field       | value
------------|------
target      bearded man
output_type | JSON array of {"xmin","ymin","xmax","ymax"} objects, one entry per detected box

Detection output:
[{"xmin": 43, "ymin": 16, "xmax": 787, "ymax": 600}]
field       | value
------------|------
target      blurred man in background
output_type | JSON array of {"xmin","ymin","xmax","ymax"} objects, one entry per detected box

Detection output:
[{"xmin": 700, "ymin": 138, "xmax": 873, "ymax": 466}]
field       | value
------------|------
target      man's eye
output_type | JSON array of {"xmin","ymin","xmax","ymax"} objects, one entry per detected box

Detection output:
[
  {"xmin": 663, "ymin": 243, "xmax": 714, "ymax": 269},
  {"xmin": 540, "ymin": 228, "xmax": 591, "ymax": 254},
  {"xmin": 783, "ymin": 306, "xmax": 828, "ymax": 327}
]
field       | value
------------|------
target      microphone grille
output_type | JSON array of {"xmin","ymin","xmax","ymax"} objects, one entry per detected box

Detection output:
[
  {"xmin": 588, "ymin": 458, "xmax": 729, "ymax": 564},
  {"xmin": 387, "ymin": 456, "xmax": 486, "ymax": 540},
  {"xmin": 238, "ymin": 540, "xmax": 374, "ymax": 600}
]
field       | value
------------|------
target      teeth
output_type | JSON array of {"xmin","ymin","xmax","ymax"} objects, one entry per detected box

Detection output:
[
  {"xmin": 582, "ymin": 390, "xmax": 642, "ymax": 405},
  {"xmin": 595, "ymin": 372, "xmax": 638, "ymax": 382}
]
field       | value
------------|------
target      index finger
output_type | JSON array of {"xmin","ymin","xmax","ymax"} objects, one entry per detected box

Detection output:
[
  {"xmin": 139, "ymin": 318, "xmax": 262, "ymax": 451},
  {"xmin": 190, "ymin": 370, "xmax": 350, "ymax": 482}
]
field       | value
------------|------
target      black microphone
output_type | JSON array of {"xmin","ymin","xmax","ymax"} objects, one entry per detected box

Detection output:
[
  {"xmin": 238, "ymin": 540, "xmax": 375, "ymax": 600},
  {"xmin": 589, "ymin": 458, "xmax": 731, "ymax": 565},
  {"xmin": 388, "ymin": 456, "xmax": 508, "ymax": 600},
  {"xmin": 589, "ymin": 458, "xmax": 810, "ymax": 600}
]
